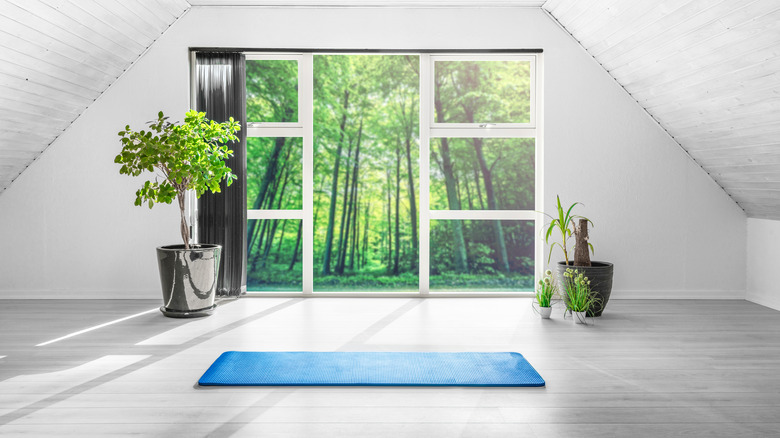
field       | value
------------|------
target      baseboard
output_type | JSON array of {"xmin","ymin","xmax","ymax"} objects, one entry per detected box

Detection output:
[
  {"xmin": 0, "ymin": 289, "xmax": 747, "ymax": 300},
  {"xmin": 0, "ymin": 290, "xmax": 159, "ymax": 299},
  {"xmin": 611, "ymin": 290, "xmax": 745, "ymax": 300},
  {"xmin": 746, "ymin": 295, "xmax": 780, "ymax": 312}
]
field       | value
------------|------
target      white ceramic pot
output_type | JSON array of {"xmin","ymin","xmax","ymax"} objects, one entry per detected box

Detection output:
[
  {"xmin": 573, "ymin": 311, "xmax": 587, "ymax": 324},
  {"xmin": 539, "ymin": 306, "xmax": 552, "ymax": 319}
]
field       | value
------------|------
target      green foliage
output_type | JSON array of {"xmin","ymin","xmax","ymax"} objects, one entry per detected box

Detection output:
[
  {"xmin": 115, "ymin": 110, "xmax": 240, "ymax": 246},
  {"xmin": 535, "ymin": 269, "xmax": 556, "ymax": 308},
  {"xmin": 430, "ymin": 272, "xmax": 534, "ymax": 291},
  {"xmin": 430, "ymin": 138, "xmax": 534, "ymax": 211},
  {"xmin": 430, "ymin": 220, "xmax": 534, "ymax": 276},
  {"xmin": 247, "ymin": 137, "xmax": 302, "ymax": 209},
  {"xmin": 542, "ymin": 195, "xmax": 592, "ymax": 265},
  {"xmin": 248, "ymin": 263, "xmax": 302, "ymax": 291},
  {"xmin": 316, "ymin": 272, "xmax": 419, "ymax": 291},
  {"xmin": 469, "ymin": 242, "xmax": 496, "ymax": 274},
  {"xmin": 246, "ymin": 60, "xmax": 298, "ymax": 123},
  {"xmin": 561, "ymin": 268, "xmax": 601, "ymax": 313},
  {"xmin": 435, "ymin": 60, "xmax": 531, "ymax": 124},
  {"xmin": 311, "ymin": 54, "xmax": 421, "ymax": 285}
]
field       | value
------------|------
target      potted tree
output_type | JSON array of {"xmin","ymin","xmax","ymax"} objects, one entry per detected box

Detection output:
[
  {"xmin": 116, "ymin": 110, "xmax": 240, "ymax": 317},
  {"xmin": 543, "ymin": 195, "xmax": 614, "ymax": 317}
]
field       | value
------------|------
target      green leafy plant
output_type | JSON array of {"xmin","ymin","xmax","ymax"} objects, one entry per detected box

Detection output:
[
  {"xmin": 542, "ymin": 195, "xmax": 593, "ymax": 265},
  {"xmin": 115, "ymin": 110, "xmax": 241, "ymax": 250},
  {"xmin": 562, "ymin": 268, "xmax": 601, "ymax": 313},
  {"xmin": 535, "ymin": 269, "xmax": 556, "ymax": 308}
]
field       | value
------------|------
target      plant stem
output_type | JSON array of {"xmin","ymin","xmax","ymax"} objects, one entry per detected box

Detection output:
[{"xmin": 177, "ymin": 192, "xmax": 190, "ymax": 250}]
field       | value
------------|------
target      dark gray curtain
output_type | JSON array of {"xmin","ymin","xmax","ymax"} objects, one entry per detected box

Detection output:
[{"xmin": 195, "ymin": 52, "xmax": 247, "ymax": 297}]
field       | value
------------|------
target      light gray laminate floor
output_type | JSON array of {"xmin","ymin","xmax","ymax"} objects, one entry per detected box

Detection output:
[{"xmin": 1, "ymin": 298, "xmax": 780, "ymax": 437}]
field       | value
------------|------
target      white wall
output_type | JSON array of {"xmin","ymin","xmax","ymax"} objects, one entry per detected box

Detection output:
[
  {"xmin": 747, "ymin": 218, "xmax": 780, "ymax": 309},
  {"xmin": 0, "ymin": 6, "xmax": 746, "ymax": 298}
]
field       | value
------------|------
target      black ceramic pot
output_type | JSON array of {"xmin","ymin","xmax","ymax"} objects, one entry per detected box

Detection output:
[
  {"xmin": 556, "ymin": 261, "xmax": 614, "ymax": 317},
  {"xmin": 156, "ymin": 244, "xmax": 221, "ymax": 318}
]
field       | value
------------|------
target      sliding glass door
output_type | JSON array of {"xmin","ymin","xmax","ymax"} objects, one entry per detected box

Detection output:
[{"xmin": 244, "ymin": 52, "xmax": 541, "ymax": 295}]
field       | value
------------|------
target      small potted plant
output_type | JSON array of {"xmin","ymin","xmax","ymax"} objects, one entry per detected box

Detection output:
[
  {"xmin": 534, "ymin": 270, "xmax": 556, "ymax": 319},
  {"xmin": 562, "ymin": 268, "xmax": 601, "ymax": 324},
  {"xmin": 116, "ymin": 110, "xmax": 240, "ymax": 317},
  {"xmin": 543, "ymin": 195, "xmax": 614, "ymax": 316}
]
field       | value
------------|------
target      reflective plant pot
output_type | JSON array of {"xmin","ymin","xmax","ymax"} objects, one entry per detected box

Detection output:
[
  {"xmin": 539, "ymin": 306, "xmax": 552, "ymax": 319},
  {"xmin": 573, "ymin": 311, "xmax": 587, "ymax": 324},
  {"xmin": 156, "ymin": 244, "xmax": 221, "ymax": 318},
  {"xmin": 556, "ymin": 261, "xmax": 614, "ymax": 317}
]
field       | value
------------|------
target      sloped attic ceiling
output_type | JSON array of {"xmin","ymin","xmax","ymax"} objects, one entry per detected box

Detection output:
[
  {"xmin": 0, "ymin": 0, "xmax": 189, "ymax": 192},
  {"xmin": 544, "ymin": 0, "xmax": 780, "ymax": 220}
]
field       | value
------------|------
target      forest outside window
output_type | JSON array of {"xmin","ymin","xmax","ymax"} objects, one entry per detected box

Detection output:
[
  {"xmin": 242, "ymin": 52, "xmax": 541, "ymax": 295},
  {"xmin": 431, "ymin": 56, "xmax": 534, "ymax": 127}
]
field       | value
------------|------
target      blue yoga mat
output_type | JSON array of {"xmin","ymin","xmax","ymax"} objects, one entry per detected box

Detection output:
[{"xmin": 198, "ymin": 351, "xmax": 544, "ymax": 387}]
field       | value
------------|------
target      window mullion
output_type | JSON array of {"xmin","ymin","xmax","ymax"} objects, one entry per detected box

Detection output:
[
  {"xmin": 301, "ymin": 53, "xmax": 314, "ymax": 296},
  {"xmin": 430, "ymin": 127, "xmax": 537, "ymax": 139},
  {"xmin": 419, "ymin": 54, "xmax": 432, "ymax": 296}
]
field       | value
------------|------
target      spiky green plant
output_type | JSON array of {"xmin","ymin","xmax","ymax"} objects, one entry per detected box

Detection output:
[
  {"xmin": 535, "ymin": 269, "xmax": 556, "ymax": 308},
  {"xmin": 542, "ymin": 195, "xmax": 593, "ymax": 265},
  {"xmin": 562, "ymin": 268, "xmax": 601, "ymax": 313}
]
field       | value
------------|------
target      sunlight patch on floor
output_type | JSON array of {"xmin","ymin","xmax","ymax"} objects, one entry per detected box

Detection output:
[
  {"xmin": 136, "ymin": 298, "xmax": 292, "ymax": 346},
  {"xmin": 36, "ymin": 309, "xmax": 159, "ymax": 346}
]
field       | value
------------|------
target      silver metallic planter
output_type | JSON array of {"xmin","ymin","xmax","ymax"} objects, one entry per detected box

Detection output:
[{"xmin": 156, "ymin": 244, "xmax": 221, "ymax": 318}]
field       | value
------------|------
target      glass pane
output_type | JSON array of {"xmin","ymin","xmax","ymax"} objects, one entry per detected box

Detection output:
[
  {"xmin": 430, "ymin": 138, "xmax": 534, "ymax": 210},
  {"xmin": 313, "ymin": 54, "xmax": 420, "ymax": 292},
  {"xmin": 246, "ymin": 59, "xmax": 298, "ymax": 123},
  {"xmin": 430, "ymin": 220, "xmax": 534, "ymax": 292},
  {"xmin": 247, "ymin": 137, "xmax": 302, "ymax": 210},
  {"xmin": 434, "ymin": 60, "xmax": 531, "ymax": 124},
  {"xmin": 247, "ymin": 219, "xmax": 302, "ymax": 291}
]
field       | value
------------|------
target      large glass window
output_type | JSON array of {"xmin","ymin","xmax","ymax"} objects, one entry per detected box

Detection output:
[
  {"xmin": 312, "ymin": 54, "xmax": 419, "ymax": 292},
  {"xmin": 247, "ymin": 137, "xmax": 302, "ymax": 210},
  {"xmin": 430, "ymin": 220, "xmax": 535, "ymax": 291},
  {"xmin": 247, "ymin": 219, "xmax": 303, "ymax": 291},
  {"xmin": 430, "ymin": 138, "xmax": 534, "ymax": 211},
  {"xmin": 246, "ymin": 59, "xmax": 298, "ymax": 123},
  {"xmin": 242, "ymin": 52, "xmax": 540, "ymax": 295},
  {"xmin": 433, "ymin": 59, "xmax": 532, "ymax": 125}
]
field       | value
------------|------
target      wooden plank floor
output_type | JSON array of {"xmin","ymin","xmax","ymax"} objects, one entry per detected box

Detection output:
[{"xmin": 1, "ymin": 298, "xmax": 780, "ymax": 437}]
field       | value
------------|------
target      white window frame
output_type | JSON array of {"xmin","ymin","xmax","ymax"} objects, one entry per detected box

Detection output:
[{"xmin": 241, "ymin": 51, "xmax": 543, "ymax": 297}]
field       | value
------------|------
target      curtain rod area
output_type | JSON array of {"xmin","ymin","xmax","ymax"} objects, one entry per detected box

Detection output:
[{"xmin": 190, "ymin": 48, "xmax": 543, "ymax": 54}]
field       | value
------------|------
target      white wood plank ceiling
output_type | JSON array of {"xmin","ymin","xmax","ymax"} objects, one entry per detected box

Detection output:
[
  {"xmin": 0, "ymin": 0, "xmax": 189, "ymax": 192},
  {"xmin": 544, "ymin": 0, "xmax": 780, "ymax": 219}
]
